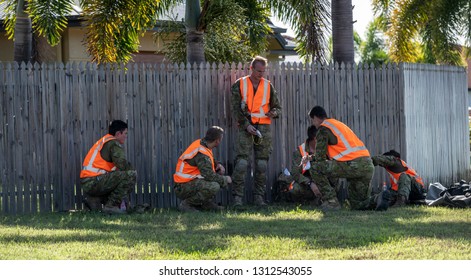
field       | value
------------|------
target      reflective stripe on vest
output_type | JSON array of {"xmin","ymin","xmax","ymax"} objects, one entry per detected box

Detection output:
[
  {"xmin": 240, "ymin": 76, "xmax": 271, "ymax": 124},
  {"xmin": 173, "ymin": 139, "xmax": 215, "ymax": 183},
  {"xmin": 387, "ymin": 160, "xmax": 424, "ymax": 191},
  {"xmin": 80, "ymin": 134, "xmax": 117, "ymax": 178},
  {"xmin": 321, "ymin": 119, "xmax": 370, "ymax": 161}
]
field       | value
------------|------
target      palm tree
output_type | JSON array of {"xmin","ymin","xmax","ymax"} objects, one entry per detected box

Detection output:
[
  {"xmin": 331, "ymin": 0, "xmax": 354, "ymax": 64},
  {"xmin": 2, "ymin": 0, "xmax": 335, "ymax": 64},
  {"xmin": 1, "ymin": 0, "xmax": 74, "ymax": 63},
  {"xmin": 172, "ymin": 0, "xmax": 331, "ymax": 64},
  {"xmin": 360, "ymin": 17, "xmax": 390, "ymax": 65},
  {"xmin": 372, "ymin": 0, "xmax": 471, "ymax": 65}
]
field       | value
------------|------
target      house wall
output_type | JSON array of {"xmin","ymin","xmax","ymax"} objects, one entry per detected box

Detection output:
[{"xmin": 0, "ymin": 35, "xmax": 13, "ymax": 61}]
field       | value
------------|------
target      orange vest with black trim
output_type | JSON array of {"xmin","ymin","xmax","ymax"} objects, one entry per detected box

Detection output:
[
  {"xmin": 239, "ymin": 76, "xmax": 271, "ymax": 124},
  {"xmin": 80, "ymin": 134, "xmax": 117, "ymax": 178},
  {"xmin": 386, "ymin": 159, "xmax": 424, "ymax": 191},
  {"xmin": 320, "ymin": 119, "xmax": 370, "ymax": 161},
  {"xmin": 173, "ymin": 139, "xmax": 215, "ymax": 183},
  {"xmin": 289, "ymin": 143, "xmax": 310, "ymax": 191}
]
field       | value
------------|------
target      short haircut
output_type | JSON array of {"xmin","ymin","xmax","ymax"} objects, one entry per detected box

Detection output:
[
  {"xmin": 204, "ymin": 126, "xmax": 224, "ymax": 142},
  {"xmin": 109, "ymin": 120, "xmax": 128, "ymax": 136},
  {"xmin": 309, "ymin": 106, "xmax": 328, "ymax": 119},
  {"xmin": 383, "ymin": 149, "xmax": 401, "ymax": 158},
  {"xmin": 307, "ymin": 125, "xmax": 318, "ymax": 141},
  {"xmin": 251, "ymin": 56, "xmax": 267, "ymax": 68}
]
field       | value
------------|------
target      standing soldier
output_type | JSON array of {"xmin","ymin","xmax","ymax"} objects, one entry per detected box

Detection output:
[
  {"xmin": 173, "ymin": 126, "xmax": 232, "ymax": 212},
  {"xmin": 80, "ymin": 120, "xmax": 136, "ymax": 214},
  {"xmin": 230, "ymin": 56, "xmax": 282, "ymax": 206},
  {"xmin": 308, "ymin": 106, "xmax": 376, "ymax": 211}
]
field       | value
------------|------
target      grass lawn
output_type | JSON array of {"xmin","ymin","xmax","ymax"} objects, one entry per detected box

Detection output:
[{"xmin": 0, "ymin": 204, "xmax": 470, "ymax": 260}]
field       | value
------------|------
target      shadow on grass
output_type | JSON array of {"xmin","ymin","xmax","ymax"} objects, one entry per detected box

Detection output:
[{"xmin": 0, "ymin": 204, "xmax": 470, "ymax": 257}]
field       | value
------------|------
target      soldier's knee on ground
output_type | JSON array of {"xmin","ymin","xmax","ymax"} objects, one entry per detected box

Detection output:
[{"xmin": 255, "ymin": 159, "xmax": 268, "ymax": 172}]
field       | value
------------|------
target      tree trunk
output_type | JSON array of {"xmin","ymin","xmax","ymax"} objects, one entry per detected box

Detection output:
[
  {"xmin": 185, "ymin": 0, "xmax": 205, "ymax": 64},
  {"xmin": 14, "ymin": 0, "xmax": 33, "ymax": 64},
  {"xmin": 331, "ymin": 0, "xmax": 354, "ymax": 64},
  {"xmin": 13, "ymin": 16, "xmax": 33, "ymax": 63}
]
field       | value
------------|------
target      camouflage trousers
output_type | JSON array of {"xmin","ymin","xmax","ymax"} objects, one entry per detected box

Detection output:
[
  {"xmin": 232, "ymin": 124, "xmax": 272, "ymax": 198},
  {"xmin": 285, "ymin": 182, "xmax": 317, "ymax": 203},
  {"xmin": 81, "ymin": 170, "xmax": 137, "ymax": 207},
  {"xmin": 310, "ymin": 157, "xmax": 374, "ymax": 210},
  {"xmin": 174, "ymin": 179, "xmax": 221, "ymax": 206}
]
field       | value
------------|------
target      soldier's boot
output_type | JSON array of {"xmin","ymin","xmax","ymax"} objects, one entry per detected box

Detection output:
[
  {"xmin": 375, "ymin": 190, "xmax": 391, "ymax": 211},
  {"xmin": 201, "ymin": 201, "xmax": 224, "ymax": 212},
  {"xmin": 391, "ymin": 195, "xmax": 407, "ymax": 208},
  {"xmin": 253, "ymin": 195, "xmax": 267, "ymax": 206},
  {"xmin": 83, "ymin": 195, "xmax": 103, "ymax": 211},
  {"xmin": 232, "ymin": 196, "xmax": 244, "ymax": 207},
  {"xmin": 103, "ymin": 205, "xmax": 126, "ymax": 215},
  {"xmin": 320, "ymin": 197, "xmax": 341, "ymax": 211},
  {"xmin": 178, "ymin": 200, "xmax": 200, "ymax": 212}
]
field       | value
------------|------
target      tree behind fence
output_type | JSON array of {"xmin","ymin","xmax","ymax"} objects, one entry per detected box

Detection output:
[{"xmin": 0, "ymin": 61, "xmax": 468, "ymax": 214}]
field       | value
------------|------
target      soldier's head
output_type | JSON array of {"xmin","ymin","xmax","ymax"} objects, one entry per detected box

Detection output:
[
  {"xmin": 383, "ymin": 149, "xmax": 401, "ymax": 158},
  {"xmin": 309, "ymin": 106, "xmax": 328, "ymax": 128},
  {"xmin": 109, "ymin": 120, "xmax": 128, "ymax": 144},
  {"xmin": 307, "ymin": 125, "xmax": 318, "ymax": 149},
  {"xmin": 204, "ymin": 126, "xmax": 224, "ymax": 148},
  {"xmin": 250, "ymin": 56, "xmax": 267, "ymax": 83}
]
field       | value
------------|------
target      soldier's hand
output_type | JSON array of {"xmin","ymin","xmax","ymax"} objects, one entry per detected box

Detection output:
[
  {"xmin": 226, "ymin": 176, "xmax": 232, "ymax": 184},
  {"xmin": 266, "ymin": 110, "xmax": 276, "ymax": 118},
  {"xmin": 216, "ymin": 163, "xmax": 225, "ymax": 175},
  {"xmin": 246, "ymin": 125, "xmax": 257, "ymax": 135},
  {"xmin": 300, "ymin": 155, "xmax": 313, "ymax": 166}
]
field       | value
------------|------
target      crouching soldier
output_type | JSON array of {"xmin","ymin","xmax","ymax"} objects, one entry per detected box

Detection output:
[
  {"xmin": 275, "ymin": 125, "xmax": 323, "ymax": 205},
  {"xmin": 372, "ymin": 150, "xmax": 426, "ymax": 207},
  {"xmin": 173, "ymin": 126, "xmax": 232, "ymax": 212},
  {"xmin": 80, "ymin": 120, "xmax": 136, "ymax": 214}
]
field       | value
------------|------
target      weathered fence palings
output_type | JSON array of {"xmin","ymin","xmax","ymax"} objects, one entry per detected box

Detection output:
[{"xmin": 0, "ymin": 61, "xmax": 468, "ymax": 214}]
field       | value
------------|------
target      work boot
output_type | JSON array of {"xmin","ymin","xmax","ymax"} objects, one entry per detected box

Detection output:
[
  {"xmin": 201, "ymin": 201, "xmax": 224, "ymax": 212},
  {"xmin": 253, "ymin": 195, "xmax": 267, "ymax": 206},
  {"xmin": 102, "ymin": 205, "xmax": 127, "ymax": 215},
  {"xmin": 178, "ymin": 200, "xmax": 200, "ymax": 212},
  {"xmin": 232, "ymin": 196, "xmax": 243, "ymax": 207},
  {"xmin": 375, "ymin": 190, "xmax": 391, "ymax": 211},
  {"xmin": 391, "ymin": 195, "xmax": 407, "ymax": 208},
  {"xmin": 320, "ymin": 198, "xmax": 341, "ymax": 211}
]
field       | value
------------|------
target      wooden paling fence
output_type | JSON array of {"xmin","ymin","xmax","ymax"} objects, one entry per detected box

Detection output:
[{"xmin": 0, "ymin": 61, "xmax": 468, "ymax": 214}]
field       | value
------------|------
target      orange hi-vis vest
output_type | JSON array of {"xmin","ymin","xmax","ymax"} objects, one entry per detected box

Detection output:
[
  {"xmin": 173, "ymin": 139, "xmax": 215, "ymax": 184},
  {"xmin": 239, "ymin": 76, "xmax": 271, "ymax": 124},
  {"xmin": 386, "ymin": 159, "xmax": 424, "ymax": 191},
  {"xmin": 321, "ymin": 119, "xmax": 370, "ymax": 161},
  {"xmin": 80, "ymin": 134, "xmax": 117, "ymax": 178},
  {"xmin": 289, "ymin": 143, "xmax": 310, "ymax": 191}
]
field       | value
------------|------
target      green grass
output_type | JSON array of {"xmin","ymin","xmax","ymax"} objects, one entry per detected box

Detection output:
[{"xmin": 0, "ymin": 204, "xmax": 470, "ymax": 260}]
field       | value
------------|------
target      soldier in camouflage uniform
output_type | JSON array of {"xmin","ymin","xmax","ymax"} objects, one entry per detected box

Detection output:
[
  {"xmin": 80, "ymin": 120, "xmax": 136, "ymax": 214},
  {"xmin": 231, "ymin": 56, "xmax": 282, "ymax": 206},
  {"xmin": 372, "ymin": 150, "xmax": 426, "ymax": 207},
  {"xmin": 277, "ymin": 125, "xmax": 323, "ymax": 204},
  {"xmin": 308, "ymin": 106, "xmax": 378, "ymax": 211},
  {"xmin": 173, "ymin": 126, "xmax": 232, "ymax": 212}
]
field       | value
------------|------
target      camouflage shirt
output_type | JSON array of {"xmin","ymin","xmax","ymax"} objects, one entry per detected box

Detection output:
[
  {"xmin": 313, "ymin": 125, "xmax": 338, "ymax": 161},
  {"xmin": 231, "ymin": 78, "xmax": 282, "ymax": 129},
  {"xmin": 290, "ymin": 140, "xmax": 312, "ymax": 186},
  {"xmin": 101, "ymin": 140, "xmax": 134, "ymax": 171},
  {"xmin": 372, "ymin": 155, "xmax": 407, "ymax": 173},
  {"xmin": 185, "ymin": 139, "xmax": 229, "ymax": 187}
]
